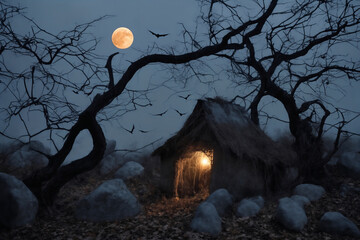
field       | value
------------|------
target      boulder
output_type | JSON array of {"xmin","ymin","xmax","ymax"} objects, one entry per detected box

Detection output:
[
  {"xmin": 0, "ymin": 141, "xmax": 23, "ymax": 156},
  {"xmin": 75, "ymin": 179, "xmax": 141, "ymax": 222},
  {"xmin": 290, "ymin": 195, "xmax": 310, "ymax": 208},
  {"xmin": 276, "ymin": 197, "xmax": 307, "ymax": 232},
  {"xmin": 0, "ymin": 172, "xmax": 38, "ymax": 228},
  {"xmin": 98, "ymin": 152, "xmax": 126, "ymax": 175},
  {"xmin": 337, "ymin": 152, "xmax": 360, "ymax": 179},
  {"xmin": 248, "ymin": 195, "xmax": 265, "ymax": 208},
  {"xmin": 114, "ymin": 161, "xmax": 144, "ymax": 180},
  {"xmin": 190, "ymin": 202, "xmax": 221, "ymax": 236},
  {"xmin": 319, "ymin": 212, "xmax": 360, "ymax": 238},
  {"xmin": 293, "ymin": 184, "xmax": 325, "ymax": 201},
  {"xmin": 236, "ymin": 199, "xmax": 261, "ymax": 218},
  {"xmin": 206, "ymin": 188, "xmax": 233, "ymax": 217},
  {"xmin": 3, "ymin": 141, "xmax": 49, "ymax": 174}
]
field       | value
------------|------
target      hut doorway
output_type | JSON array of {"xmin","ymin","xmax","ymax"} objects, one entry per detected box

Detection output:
[{"xmin": 174, "ymin": 150, "xmax": 213, "ymax": 198}]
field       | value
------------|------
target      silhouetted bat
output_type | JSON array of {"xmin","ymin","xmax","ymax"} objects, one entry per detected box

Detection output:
[
  {"xmin": 179, "ymin": 94, "xmax": 191, "ymax": 100},
  {"xmin": 149, "ymin": 30, "xmax": 169, "ymax": 38},
  {"xmin": 139, "ymin": 129, "xmax": 149, "ymax": 133},
  {"xmin": 122, "ymin": 124, "xmax": 135, "ymax": 134},
  {"xmin": 174, "ymin": 109, "xmax": 186, "ymax": 116},
  {"xmin": 152, "ymin": 110, "xmax": 168, "ymax": 116}
]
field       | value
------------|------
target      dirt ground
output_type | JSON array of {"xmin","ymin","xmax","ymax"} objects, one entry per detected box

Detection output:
[{"xmin": 1, "ymin": 165, "xmax": 359, "ymax": 240}]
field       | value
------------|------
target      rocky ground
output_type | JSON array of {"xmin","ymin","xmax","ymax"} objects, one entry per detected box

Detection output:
[{"xmin": 1, "ymin": 165, "xmax": 359, "ymax": 240}]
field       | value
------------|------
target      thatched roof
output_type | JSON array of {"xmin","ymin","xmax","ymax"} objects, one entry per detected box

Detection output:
[{"xmin": 153, "ymin": 97, "xmax": 295, "ymax": 166}]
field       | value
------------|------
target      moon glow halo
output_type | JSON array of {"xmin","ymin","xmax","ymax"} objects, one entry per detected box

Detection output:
[{"xmin": 112, "ymin": 27, "xmax": 134, "ymax": 49}]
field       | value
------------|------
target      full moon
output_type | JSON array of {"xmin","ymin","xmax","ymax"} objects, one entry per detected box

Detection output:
[{"xmin": 112, "ymin": 27, "xmax": 134, "ymax": 49}]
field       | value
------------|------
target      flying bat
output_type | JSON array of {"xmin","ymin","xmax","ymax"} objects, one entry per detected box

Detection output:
[
  {"xmin": 139, "ymin": 129, "xmax": 150, "ymax": 133},
  {"xmin": 174, "ymin": 109, "xmax": 186, "ymax": 117},
  {"xmin": 152, "ymin": 110, "xmax": 168, "ymax": 116},
  {"xmin": 121, "ymin": 124, "xmax": 135, "ymax": 134},
  {"xmin": 179, "ymin": 94, "xmax": 191, "ymax": 100},
  {"xmin": 148, "ymin": 30, "xmax": 169, "ymax": 38}
]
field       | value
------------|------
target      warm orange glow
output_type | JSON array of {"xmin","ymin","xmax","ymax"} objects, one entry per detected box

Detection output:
[
  {"xmin": 174, "ymin": 150, "xmax": 213, "ymax": 198},
  {"xmin": 201, "ymin": 157, "xmax": 211, "ymax": 167},
  {"xmin": 112, "ymin": 27, "xmax": 134, "ymax": 49}
]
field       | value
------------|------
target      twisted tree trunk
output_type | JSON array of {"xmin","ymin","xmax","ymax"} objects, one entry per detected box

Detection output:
[
  {"xmin": 265, "ymin": 81, "xmax": 327, "ymax": 182},
  {"xmin": 23, "ymin": 111, "xmax": 106, "ymax": 206},
  {"xmin": 23, "ymin": 37, "xmax": 240, "ymax": 207}
]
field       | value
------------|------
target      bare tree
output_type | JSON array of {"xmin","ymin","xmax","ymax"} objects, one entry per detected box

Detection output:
[
  {"xmin": 0, "ymin": 2, "xmax": 151, "ymax": 205},
  {"xmin": 1, "ymin": 0, "xmax": 360, "ymax": 208},
  {"xmin": 183, "ymin": 0, "xmax": 360, "ymax": 181}
]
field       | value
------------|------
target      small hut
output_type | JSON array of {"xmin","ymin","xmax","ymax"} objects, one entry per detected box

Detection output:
[{"xmin": 153, "ymin": 98, "xmax": 298, "ymax": 200}]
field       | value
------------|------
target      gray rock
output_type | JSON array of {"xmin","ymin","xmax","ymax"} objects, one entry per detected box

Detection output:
[
  {"xmin": 319, "ymin": 212, "xmax": 360, "ymax": 238},
  {"xmin": 190, "ymin": 202, "xmax": 221, "ymax": 236},
  {"xmin": 4, "ymin": 141, "xmax": 49, "ymax": 172},
  {"xmin": 293, "ymin": 184, "xmax": 325, "ymax": 201},
  {"xmin": 337, "ymin": 152, "xmax": 360, "ymax": 179},
  {"xmin": 0, "ymin": 141, "xmax": 23, "ymax": 156},
  {"xmin": 98, "ymin": 152, "xmax": 126, "ymax": 175},
  {"xmin": 0, "ymin": 172, "xmax": 38, "ymax": 228},
  {"xmin": 276, "ymin": 197, "xmax": 307, "ymax": 232},
  {"xmin": 206, "ymin": 188, "xmax": 233, "ymax": 217},
  {"xmin": 7, "ymin": 151, "xmax": 29, "ymax": 169},
  {"xmin": 236, "ymin": 199, "xmax": 261, "ymax": 218},
  {"xmin": 248, "ymin": 195, "xmax": 265, "ymax": 208},
  {"xmin": 290, "ymin": 195, "xmax": 310, "ymax": 208},
  {"xmin": 75, "ymin": 179, "xmax": 141, "ymax": 222},
  {"xmin": 114, "ymin": 161, "xmax": 144, "ymax": 180}
]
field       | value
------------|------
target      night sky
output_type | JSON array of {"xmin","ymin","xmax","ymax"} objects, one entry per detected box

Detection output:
[{"xmin": 2, "ymin": 0, "xmax": 360, "ymax": 162}]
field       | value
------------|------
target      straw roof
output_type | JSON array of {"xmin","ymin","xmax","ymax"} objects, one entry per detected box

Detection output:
[{"xmin": 153, "ymin": 97, "xmax": 295, "ymax": 166}]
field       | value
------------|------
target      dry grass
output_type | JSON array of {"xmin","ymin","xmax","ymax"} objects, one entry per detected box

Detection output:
[
  {"xmin": 153, "ymin": 98, "xmax": 298, "ymax": 199},
  {"xmin": 154, "ymin": 98, "xmax": 296, "ymax": 166}
]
